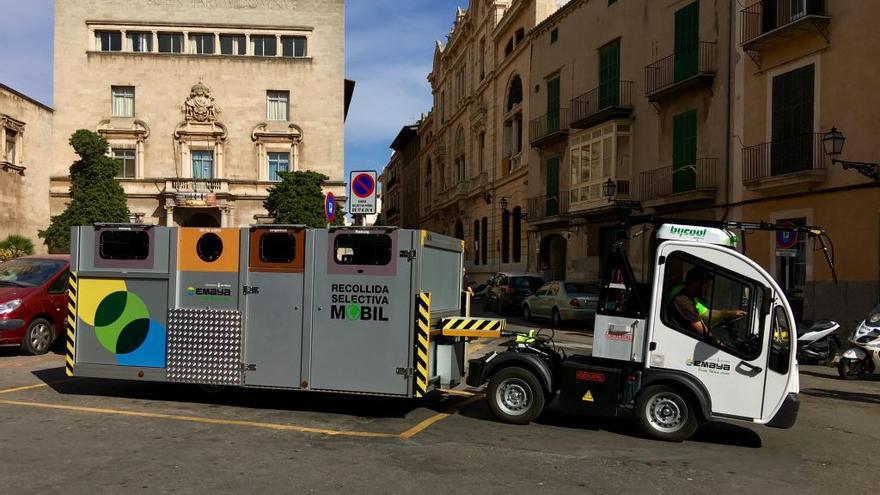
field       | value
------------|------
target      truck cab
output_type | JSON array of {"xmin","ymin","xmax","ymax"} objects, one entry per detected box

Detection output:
[{"xmin": 468, "ymin": 221, "xmax": 804, "ymax": 441}]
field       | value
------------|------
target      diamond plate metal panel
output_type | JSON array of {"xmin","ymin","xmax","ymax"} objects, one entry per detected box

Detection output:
[{"xmin": 167, "ymin": 309, "xmax": 242, "ymax": 386}]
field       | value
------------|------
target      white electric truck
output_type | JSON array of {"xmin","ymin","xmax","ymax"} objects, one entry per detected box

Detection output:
[{"xmin": 467, "ymin": 219, "xmax": 836, "ymax": 441}]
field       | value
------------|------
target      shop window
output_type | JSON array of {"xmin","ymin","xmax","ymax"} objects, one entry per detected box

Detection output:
[
  {"xmin": 334, "ymin": 234, "xmax": 392, "ymax": 266},
  {"xmin": 661, "ymin": 252, "xmax": 764, "ymax": 360},
  {"xmin": 99, "ymin": 230, "xmax": 150, "ymax": 260},
  {"xmin": 196, "ymin": 233, "xmax": 224, "ymax": 262},
  {"xmin": 260, "ymin": 232, "xmax": 296, "ymax": 264}
]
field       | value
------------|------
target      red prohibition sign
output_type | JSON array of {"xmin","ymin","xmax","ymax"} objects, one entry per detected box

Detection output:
[{"xmin": 352, "ymin": 173, "xmax": 375, "ymax": 199}]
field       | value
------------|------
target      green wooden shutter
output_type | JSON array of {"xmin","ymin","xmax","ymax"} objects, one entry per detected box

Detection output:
[
  {"xmin": 547, "ymin": 76, "xmax": 561, "ymax": 133},
  {"xmin": 673, "ymin": 110, "xmax": 697, "ymax": 193},
  {"xmin": 674, "ymin": 1, "xmax": 700, "ymax": 82},
  {"xmin": 599, "ymin": 40, "xmax": 621, "ymax": 109},
  {"xmin": 771, "ymin": 64, "xmax": 814, "ymax": 175},
  {"xmin": 546, "ymin": 157, "xmax": 560, "ymax": 216}
]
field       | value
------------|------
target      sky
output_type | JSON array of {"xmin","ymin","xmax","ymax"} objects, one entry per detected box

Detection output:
[{"xmin": 0, "ymin": 0, "xmax": 467, "ymax": 179}]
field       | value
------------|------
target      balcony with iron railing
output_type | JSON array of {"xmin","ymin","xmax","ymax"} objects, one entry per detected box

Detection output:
[
  {"xmin": 527, "ymin": 194, "xmax": 570, "ymax": 223},
  {"xmin": 640, "ymin": 158, "xmax": 718, "ymax": 207},
  {"xmin": 570, "ymin": 81, "xmax": 634, "ymax": 129},
  {"xmin": 645, "ymin": 42, "xmax": 716, "ymax": 102},
  {"xmin": 168, "ymin": 178, "xmax": 229, "ymax": 207},
  {"xmin": 529, "ymin": 108, "xmax": 570, "ymax": 147},
  {"xmin": 742, "ymin": 133, "xmax": 828, "ymax": 191},
  {"xmin": 741, "ymin": 0, "xmax": 830, "ymax": 51}
]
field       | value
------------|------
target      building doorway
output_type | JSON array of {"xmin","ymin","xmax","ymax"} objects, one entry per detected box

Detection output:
[
  {"xmin": 179, "ymin": 211, "xmax": 221, "ymax": 228},
  {"xmin": 540, "ymin": 234, "xmax": 567, "ymax": 281}
]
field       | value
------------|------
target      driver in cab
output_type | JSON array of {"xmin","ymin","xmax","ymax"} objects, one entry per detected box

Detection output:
[{"xmin": 668, "ymin": 268, "xmax": 747, "ymax": 344}]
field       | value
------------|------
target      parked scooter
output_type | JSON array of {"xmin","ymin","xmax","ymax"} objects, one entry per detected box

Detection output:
[
  {"xmin": 796, "ymin": 320, "xmax": 841, "ymax": 364},
  {"xmin": 838, "ymin": 305, "xmax": 880, "ymax": 380}
]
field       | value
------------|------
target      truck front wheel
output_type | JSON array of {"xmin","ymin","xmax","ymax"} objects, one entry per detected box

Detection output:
[
  {"xmin": 487, "ymin": 367, "xmax": 545, "ymax": 425},
  {"xmin": 635, "ymin": 385, "xmax": 699, "ymax": 442}
]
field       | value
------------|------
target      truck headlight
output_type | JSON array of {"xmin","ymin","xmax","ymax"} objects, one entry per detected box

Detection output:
[{"xmin": 0, "ymin": 299, "xmax": 22, "ymax": 315}]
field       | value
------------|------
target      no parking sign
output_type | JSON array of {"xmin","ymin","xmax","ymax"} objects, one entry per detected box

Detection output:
[{"xmin": 348, "ymin": 170, "xmax": 377, "ymax": 215}]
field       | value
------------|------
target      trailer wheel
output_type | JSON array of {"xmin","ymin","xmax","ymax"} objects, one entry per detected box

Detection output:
[
  {"xmin": 635, "ymin": 385, "xmax": 699, "ymax": 442},
  {"xmin": 487, "ymin": 367, "xmax": 545, "ymax": 425}
]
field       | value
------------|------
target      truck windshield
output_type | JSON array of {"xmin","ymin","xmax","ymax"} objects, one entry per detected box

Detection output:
[{"xmin": 0, "ymin": 259, "xmax": 66, "ymax": 287}]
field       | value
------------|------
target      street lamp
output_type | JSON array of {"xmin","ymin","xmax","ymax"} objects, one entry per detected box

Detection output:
[
  {"xmin": 822, "ymin": 127, "xmax": 880, "ymax": 181},
  {"xmin": 499, "ymin": 196, "xmax": 509, "ymax": 212},
  {"xmin": 602, "ymin": 178, "xmax": 642, "ymax": 211}
]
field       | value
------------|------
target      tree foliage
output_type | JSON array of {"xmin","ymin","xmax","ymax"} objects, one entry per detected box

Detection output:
[
  {"xmin": 264, "ymin": 171, "xmax": 344, "ymax": 227},
  {"xmin": 39, "ymin": 130, "xmax": 130, "ymax": 253}
]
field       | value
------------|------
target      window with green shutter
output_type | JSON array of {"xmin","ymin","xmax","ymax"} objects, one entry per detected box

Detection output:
[
  {"xmin": 771, "ymin": 64, "xmax": 815, "ymax": 175},
  {"xmin": 547, "ymin": 76, "xmax": 561, "ymax": 133},
  {"xmin": 674, "ymin": 1, "xmax": 700, "ymax": 82},
  {"xmin": 673, "ymin": 109, "xmax": 697, "ymax": 193},
  {"xmin": 599, "ymin": 39, "xmax": 621, "ymax": 109}
]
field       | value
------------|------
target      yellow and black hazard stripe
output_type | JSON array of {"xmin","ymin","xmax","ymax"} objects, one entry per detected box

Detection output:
[
  {"xmin": 65, "ymin": 272, "xmax": 78, "ymax": 377},
  {"xmin": 440, "ymin": 317, "xmax": 505, "ymax": 332},
  {"xmin": 414, "ymin": 292, "xmax": 431, "ymax": 398}
]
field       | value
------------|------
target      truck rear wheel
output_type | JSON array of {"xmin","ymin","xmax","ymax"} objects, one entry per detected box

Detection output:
[
  {"xmin": 635, "ymin": 385, "xmax": 699, "ymax": 442},
  {"xmin": 487, "ymin": 367, "xmax": 545, "ymax": 425}
]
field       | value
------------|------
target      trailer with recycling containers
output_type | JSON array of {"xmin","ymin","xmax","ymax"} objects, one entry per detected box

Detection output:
[{"xmin": 64, "ymin": 225, "xmax": 503, "ymax": 398}]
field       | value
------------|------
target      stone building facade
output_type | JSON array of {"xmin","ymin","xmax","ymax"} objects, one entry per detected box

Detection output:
[
  {"xmin": 0, "ymin": 84, "xmax": 54, "ymax": 252},
  {"xmin": 418, "ymin": 0, "xmax": 562, "ymax": 282},
  {"xmin": 526, "ymin": 0, "xmax": 734, "ymax": 283},
  {"xmin": 51, "ymin": 0, "xmax": 347, "ymax": 228},
  {"xmin": 378, "ymin": 124, "xmax": 420, "ymax": 228},
  {"xmin": 731, "ymin": 0, "xmax": 880, "ymax": 324},
  {"xmin": 404, "ymin": 0, "xmax": 879, "ymax": 326}
]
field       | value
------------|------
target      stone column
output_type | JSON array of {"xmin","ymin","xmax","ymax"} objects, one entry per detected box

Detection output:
[
  {"xmin": 165, "ymin": 205, "xmax": 175, "ymax": 227},
  {"xmin": 152, "ymin": 31, "xmax": 158, "ymax": 53}
]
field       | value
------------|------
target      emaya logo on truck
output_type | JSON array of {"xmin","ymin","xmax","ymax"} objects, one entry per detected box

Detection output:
[
  {"xmin": 330, "ymin": 284, "xmax": 390, "ymax": 322},
  {"xmin": 186, "ymin": 284, "xmax": 233, "ymax": 299}
]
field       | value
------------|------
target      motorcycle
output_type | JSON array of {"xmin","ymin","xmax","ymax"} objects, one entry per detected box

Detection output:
[
  {"xmin": 838, "ymin": 304, "xmax": 880, "ymax": 380},
  {"xmin": 796, "ymin": 320, "xmax": 841, "ymax": 364}
]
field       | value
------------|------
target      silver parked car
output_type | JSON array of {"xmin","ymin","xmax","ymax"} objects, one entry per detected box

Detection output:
[{"xmin": 522, "ymin": 281, "xmax": 600, "ymax": 326}]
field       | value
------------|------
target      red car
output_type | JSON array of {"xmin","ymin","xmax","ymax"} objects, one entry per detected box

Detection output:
[{"xmin": 0, "ymin": 255, "xmax": 71, "ymax": 355}]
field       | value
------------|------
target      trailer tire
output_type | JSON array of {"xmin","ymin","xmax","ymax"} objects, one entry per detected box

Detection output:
[
  {"xmin": 487, "ymin": 367, "xmax": 545, "ymax": 425},
  {"xmin": 635, "ymin": 384, "xmax": 699, "ymax": 442}
]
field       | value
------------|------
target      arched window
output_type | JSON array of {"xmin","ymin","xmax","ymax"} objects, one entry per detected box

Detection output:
[
  {"xmin": 513, "ymin": 207, "xmax": 522, "ymax": 263},
  {"xmin": 503, "ymin": 74, "xmax": 524, "ymax": 172},
  {"xmin": 506, "ymin": 75, "xmax": 523, "ymax": 112},
  {"xmin": 426, "ymin": 158, "xmax": 433, "ymax": 200},
  {"xmin": 454, "ymin": 218, "xmax": 464, "ymax": 240},
  {"xmin": 455, "ymin": 127, "xmax": 466, "ymax": 182}
]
